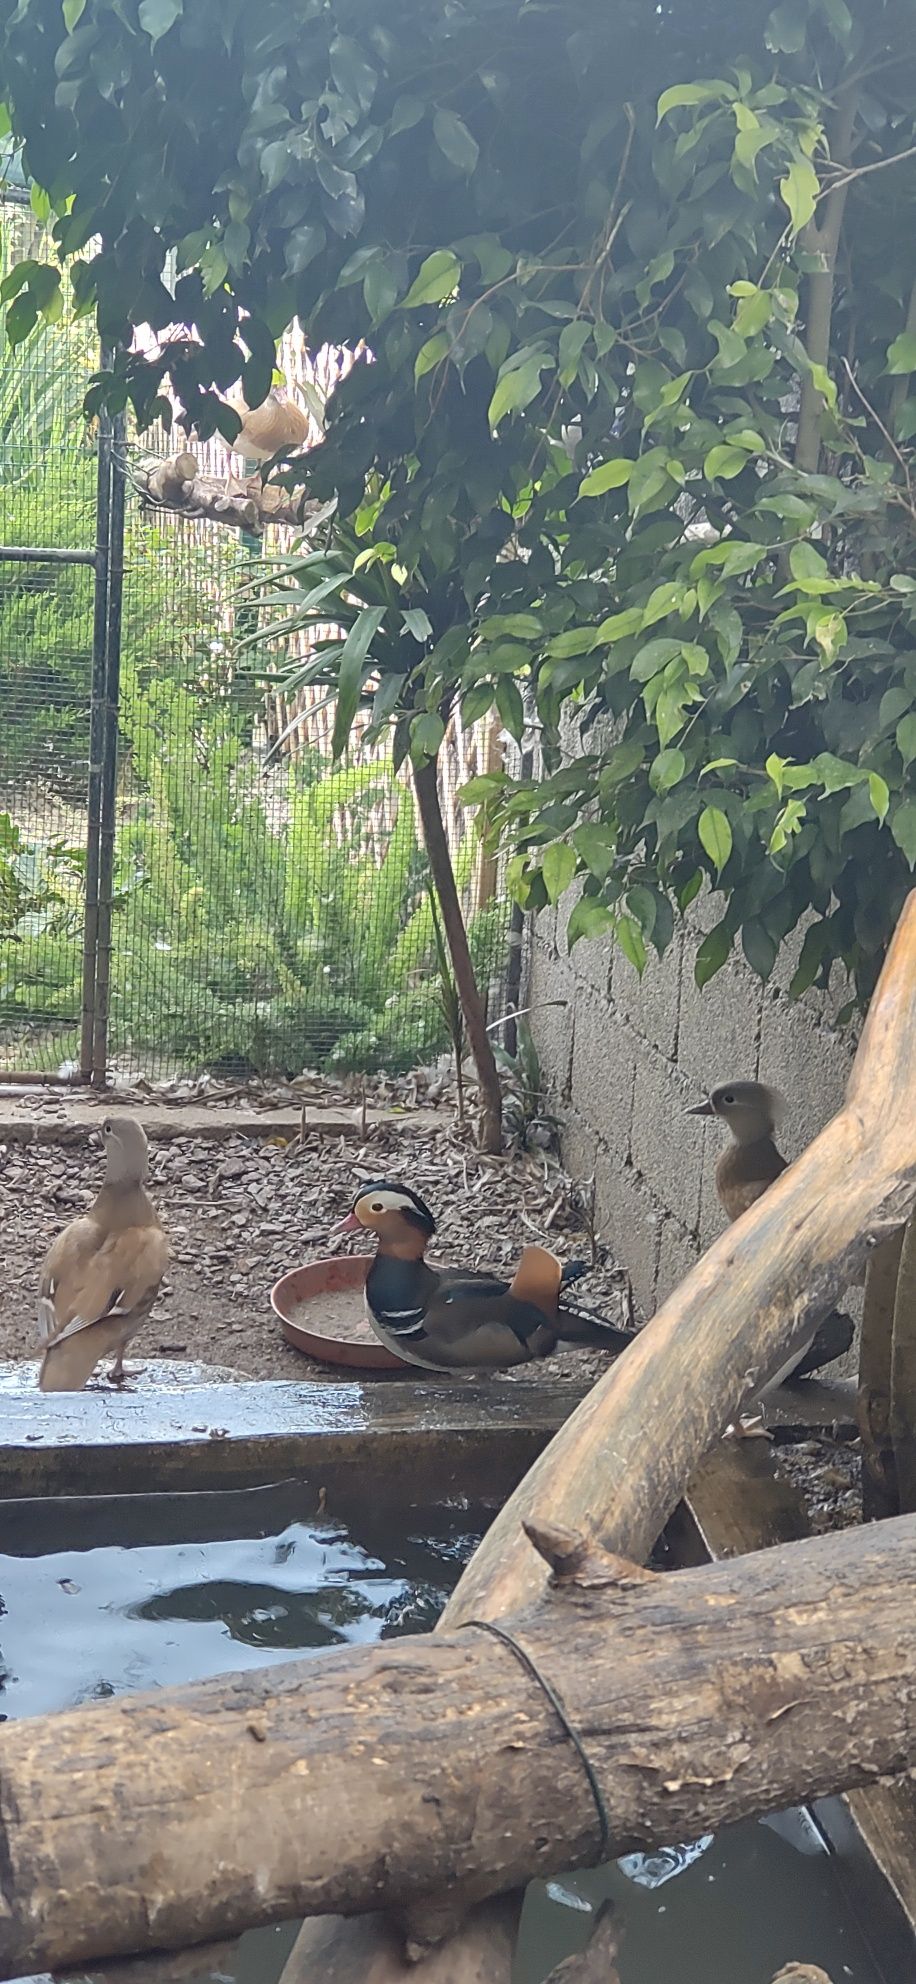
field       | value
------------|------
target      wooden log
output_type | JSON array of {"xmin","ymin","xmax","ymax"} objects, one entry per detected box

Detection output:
[
  {"xmin": 289, "ymin": 890, "xmax": 916, "ymax": 1984},
  {"xmin": 542, "ymin": 1902, "xmax": 620, "ymax": 1984},
  {"xmin": 7, "ymin": 1513, "xmax": 916, "ymax": 1977},
  {"xmin": 279, "ymin": 1898, "xmax": 522, "ymax": 1984}
]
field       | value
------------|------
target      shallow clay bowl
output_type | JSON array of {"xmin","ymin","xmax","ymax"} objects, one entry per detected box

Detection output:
[{"xmin": 270, "ymin": 1254, "xmax": 407, "ymax": 1371}]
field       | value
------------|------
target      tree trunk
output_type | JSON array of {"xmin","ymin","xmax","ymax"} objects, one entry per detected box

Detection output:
[
  {"xmin": 412, "ymin": 752, "xmax": 502, "ymax": 1153},
  {"xmin": 287, "ymin": 889, "xmax": 916, "ymax": 1984},
  {"xmin": 7, "ymin": 1513, "xmax": 916, "ymax": 1978},
  {"xmin": 891, "ymin": 1215, "xmax": 916, "ymax": 1511},
  {"xmin": 860, "ymin": 1229, "xmax": 905, "ymax": 1519}
]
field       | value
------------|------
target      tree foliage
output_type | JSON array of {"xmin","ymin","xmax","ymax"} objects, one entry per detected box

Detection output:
[{"xmin": 2, "ymin": 0, "xmax": 916, "ymax": 1006}]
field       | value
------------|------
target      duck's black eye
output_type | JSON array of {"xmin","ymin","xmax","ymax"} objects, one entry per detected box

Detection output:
[
  {"xmin": 103, "ymin": 1119, "xmax": 112, "ymax": 1134},
  {"xmin": 721, "ymin": 1092, "xmax": 735, "ymax": 1106},
  {"xmin": 371, "ymin": 1201, "xmax": 384, "ymax": 1213}
]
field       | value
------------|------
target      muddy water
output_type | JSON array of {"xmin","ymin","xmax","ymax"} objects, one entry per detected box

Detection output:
[{"xmin": 0, "ymin": 1486, "xmax": 891, "ymax": 1984}]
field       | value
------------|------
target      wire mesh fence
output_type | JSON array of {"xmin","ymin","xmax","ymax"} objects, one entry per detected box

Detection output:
[{"xmin": 0, "ymin": 190, "xmax": 511, "ymax": 1082}]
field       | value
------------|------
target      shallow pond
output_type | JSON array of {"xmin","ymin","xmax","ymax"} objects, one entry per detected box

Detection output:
[{"xmin": 0, "ymin": 1484, "xmax": 893, "ymax": 1984}]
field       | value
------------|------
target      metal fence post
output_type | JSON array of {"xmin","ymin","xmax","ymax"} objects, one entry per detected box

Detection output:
[{"xmin": 90, "ymin": 395, "xmax": 127, "ymax": 1086}]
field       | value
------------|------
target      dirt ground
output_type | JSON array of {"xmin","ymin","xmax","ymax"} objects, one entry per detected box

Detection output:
[{"xmin": 0, "ymin": 1099, "xmax": 632, "ymax": 1385}]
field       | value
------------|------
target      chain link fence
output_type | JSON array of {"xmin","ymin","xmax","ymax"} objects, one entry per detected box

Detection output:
[{"xmin": 0, "ymin": 190, "xmax": 510, "ymax": 1083}]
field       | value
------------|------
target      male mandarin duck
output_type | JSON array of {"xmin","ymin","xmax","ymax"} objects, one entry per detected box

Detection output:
[
  {"xmin": 37, "ymin": 1115, "xmax": 170, "ymax": 1392},
  {"xmin": 688, "ymin": 1080, "xmax": 853, "ymax": 1390},
  {"xmin": 331, "ymin": 1181, "xmax": 632, "ymax": 1372}
]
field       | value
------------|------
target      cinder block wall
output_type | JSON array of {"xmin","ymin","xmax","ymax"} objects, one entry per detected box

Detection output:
[{"xmin": 527, "ymin": 890, "xmax": 858, "ymax": 1318}]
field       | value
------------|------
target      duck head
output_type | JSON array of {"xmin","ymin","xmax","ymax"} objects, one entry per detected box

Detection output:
[
  {"xmin": 331, "ymin": 1181, "xmax": 437, "ymax": 1255},
  {"xmin": 686, "ymin": 1080, "xmax": 784, "ymax": 1145}
]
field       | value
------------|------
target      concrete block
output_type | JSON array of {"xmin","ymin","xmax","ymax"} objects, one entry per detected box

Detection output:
[
  {"xmin": 630, "ymin": 1047, "xmax": 705, "ymax": 1235},
  {"xmin": 657, "ymin": 1215, "xmax": 701, "ymax": 1305},
  {"xmin": 677, "ymin": 942, "xmax": 763, "ymax": 1090},
  {"xmin": 594, "ymin": 1150, "xmax": 662, "ymax": 1316},
  {"xmin": 757, "ymin": 988, "xmax": 854, "ymax": 1163},
  {"xmin": 571, "ymin": 992, "xmax": 637, "ymax": 1162},
  {"xmin": 528, "ymin": 945, "xmax": 576, "ymax": 1102},
  {"xmin": 532, "ymin": 904, "xmax": 557, "ymax": 955},
  {"xmin": 612, "ymin": 926, "xmax": 683, "ymax": 1064},
  {"xmin": 559, "ymin": 1107, "xmax": 599, "ymax": 1187},
  {"xmin": 571, "ymin": 926, "xmax": 613, "ymax": 999}
]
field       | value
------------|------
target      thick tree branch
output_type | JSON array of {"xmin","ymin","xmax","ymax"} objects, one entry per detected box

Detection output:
[{"xmin": 131, "ymin": 452, "xmax": 328, "ymax": 535}]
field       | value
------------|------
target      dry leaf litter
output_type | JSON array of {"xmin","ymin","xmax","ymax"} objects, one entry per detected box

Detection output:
[{"xmin": 0, "ymin": 1072, "xmax": 631, "ymax": 1385}]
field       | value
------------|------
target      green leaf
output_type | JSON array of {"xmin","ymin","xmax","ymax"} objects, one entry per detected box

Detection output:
[
  {"xmin": 649, "ymin": 747, "xmax": 686, "ymax": 794},
  {"xmin": 765, "ymin": 3, "xmax": 807, "ymax": 53},
  {"xmin": 892, "ymin": 800, "xmax": 916, "ymax": 870},
  {"xmin": 630, "ymin": 638, "xmax": 683, "ymax": 684},
  {"xmin": 495, "ymin": 675, "xmax": 525, "ymax": 741},
  {"xmin": 887, "ymin": 333, "xmax": 916, "ymax": 376},
  {"xmin": 138, "ymin": 0, "xmax": 182, "ymax": 39},
  {"xmin": 789, "ymin": 540, "xmax": 830, "ymax": 586},
  {"xmin": 657, "ymin": 81, "xmax": 732, "ymax": 123},
  {"xmin": 542, "ymin": 841, "xmax": 577, "ymax": 904},
  {"xmin": 616, "ymin": 914, "xmax": 647, "ymax": 976},
  {"xmin": 868, "ymin": 772, "xmax": 890, "ymax": 823},
  {"xmin": 331, "ymin": 607, "xmax": 386, "ymax": 761},
  {"xmin": 433, "ymin": 109, "xmax": 479, "ymax": 175},
  {"xmin": 698, "ymin": 804, "xmax": 733, "ymax": 873},
  {"xmin": 780, "ymin": 157, "xmax": 819, "ymax": 235},
  {"xmin": 695, "ymin": 920, "xmax": 732, "ymax": 987},
  {"xmin": 364, "ymin": 261, "xmax": 399, "ymax": 323},
  {"xmin": 897, "ymin": 714, "xmax": 916, "ymax": 767},
  {"xmin": 626, "ymin": 885, "xmax": 657, "ymax": 937},
  {"xmin": 546, "ymin": 628, "xmax": 596, "ymax": 659},
  {"xmin": 566, "ymin": 898, "xmax": 614, "ymax": 949},
  {"xmin": 704, "ymin": 443, "xmax": 750, "ymax": 480},
  {"xmin": 573, "ymin": 825, "xmax": 617, "ymax": 881},
  {"xmin": 462, "ymin": 682, "xmax": 495, "ymax": 724},
  {"xmin": 62, "ymin": 0, "xmax": 87, "ymax": 26},
  {"xmin": 415, "ymin": 331, "xmax": 450, "ymax": 380},
  {"xmin": 329, "ymin": 36, "xmax": 378, "ymax": 114},
  {"xmin": 789, "ymin": 922, "xmax": 829, "ymax": 999},
  {"xmin": 595, "ymin": 608, "xmax": 645, "ymax": 643},
  {"xmin": 402, "ymin": 608, "xmax": 433, "ymax": 642},
  {"xmin": 488, "ymin": 353, "xmax": 551, "ymax": 428},
  {"xmin": 600, "ymin": 741, "xmax": 645, "ymax": 788},
  {"xmin": 410, "ymin": 712, "xmax": 446, "ymax": 761},
  {"xmin": 401, "ymin": 250, "xmax": 461, "ymax": 308},
  {"xmin": 558, "ymin": 319, "xmax": 591, "ymax": 381},
  {"xmin": 742, "ymin": 920, "xmax": 777, "ymax": 980},
  {"xmin": 578, "ymin": 457, "xmax": 632, "ymax": 497}
]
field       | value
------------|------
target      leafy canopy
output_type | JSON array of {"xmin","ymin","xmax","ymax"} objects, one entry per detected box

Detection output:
[{"xmin": 3, "ymin": 0, "xmax": 916, "ymax": 1006}]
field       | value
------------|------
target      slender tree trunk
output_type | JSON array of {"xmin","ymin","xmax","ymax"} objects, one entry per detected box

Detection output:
[
  {"xmin": 891, "ymin": 1215, "xmax": 916, "ymax": 1511},
  {"xmin": 859, "ymin": 1229, "xmax": 904, "ymax": 1519},
  {"xmin": 412, "ymin": 752, "xmax": 502, "ymax": 1153}
]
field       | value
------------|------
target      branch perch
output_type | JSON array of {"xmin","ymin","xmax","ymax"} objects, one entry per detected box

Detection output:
[{"xmin": 131, "ymin": 452, "xmax": 327, "ymax": 535}]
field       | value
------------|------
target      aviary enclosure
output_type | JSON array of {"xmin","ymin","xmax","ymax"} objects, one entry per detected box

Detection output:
[{"xmin": 0, "ymin": 188, "xmax": 509, "ymax": 1087}]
